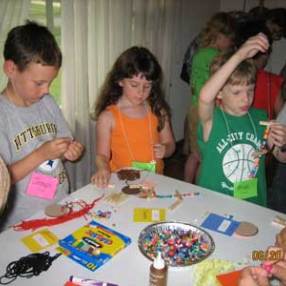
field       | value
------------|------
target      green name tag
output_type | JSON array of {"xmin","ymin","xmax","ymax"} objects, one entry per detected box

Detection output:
[
  {"xmin": 233, "ymin": 178, "xmax": 258, "ymax": 199},
  {"xmin": 131, "ymin": 161, "xmax": 156, "ymax": 173}
]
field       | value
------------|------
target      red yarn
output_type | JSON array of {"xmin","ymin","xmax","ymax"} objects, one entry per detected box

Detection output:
[{"xmin": 13, "ymin": 195, "xmax": 104, "ymax": 231}]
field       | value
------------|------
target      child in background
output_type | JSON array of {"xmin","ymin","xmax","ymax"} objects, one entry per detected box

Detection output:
[
  {"xmin": 197, "ymin": 33, "xmax": 286, "ymax": 207},
  {"xmin": 91, "ymin": 47, "xmax": 175, "ymax": 188},
  {"xmin": 184, "ymin": 12, "xmax": 235, "ymax": 183},
  {"xmin": 252, "ymin": 44, "xmax": 284, "ymax": 120},
  {"xmin": 0, "ymin": 21, "xmax": 84, "ymax": 230}
]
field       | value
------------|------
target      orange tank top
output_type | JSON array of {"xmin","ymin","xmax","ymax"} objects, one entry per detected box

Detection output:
[{"xmin": 107, "ymin": 105, "xmax": 164, "ymax": 174}]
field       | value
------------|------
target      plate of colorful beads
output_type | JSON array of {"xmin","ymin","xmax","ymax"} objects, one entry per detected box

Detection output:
[{"xmin": 138, "ymin": 222, "xmax": 215, "ymax": 266}]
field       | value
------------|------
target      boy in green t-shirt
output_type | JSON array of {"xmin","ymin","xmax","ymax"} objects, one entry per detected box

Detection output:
[{"xmin": 197, "ymin": 33, "xmax": 286, "ymax": 206}]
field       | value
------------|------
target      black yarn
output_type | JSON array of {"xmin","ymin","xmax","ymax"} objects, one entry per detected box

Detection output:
[{"xmin": 0, "ymin": 252, "xmax": 61, "ymax": 285}]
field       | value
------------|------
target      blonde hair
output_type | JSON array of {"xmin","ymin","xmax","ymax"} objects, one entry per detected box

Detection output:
[
  {"xmin": 199, "ymin": 12, "xmax": 235, "ymax": 48},
  {"xmin": 211, "ymin": 52, "xmax": 257, "ymax": 86}
]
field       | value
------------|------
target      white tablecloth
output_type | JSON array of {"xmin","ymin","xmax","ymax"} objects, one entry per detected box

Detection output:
[{"xmin": 0, "ymin": 172, "xmax": 282, "ymax": 285}]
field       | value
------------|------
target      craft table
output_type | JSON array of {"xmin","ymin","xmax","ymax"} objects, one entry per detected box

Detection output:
[{"xmin": 0, "ymin": 171, "xmax": 283, "ymax": 285}]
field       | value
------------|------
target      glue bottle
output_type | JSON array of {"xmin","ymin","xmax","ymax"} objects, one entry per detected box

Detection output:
[{"xmin": 149, "ymin": 251, "xmax": 168, "ymax": 286}]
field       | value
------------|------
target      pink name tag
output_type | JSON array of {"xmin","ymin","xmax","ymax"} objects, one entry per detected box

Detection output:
[{"xmin": 26, "ymin": 172, "xmax": 58, "ymax": 200}]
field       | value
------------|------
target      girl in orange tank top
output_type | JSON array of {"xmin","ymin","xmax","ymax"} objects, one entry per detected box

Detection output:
[{"xmin": 91, "ymin": 46, "xmax": 175, "ymax": 188}]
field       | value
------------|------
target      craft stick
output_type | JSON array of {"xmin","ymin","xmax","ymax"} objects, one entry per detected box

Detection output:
[
  {"xmin": 129, "ymin": 184, "xmax": 142, "ymax": 189},
  {"xmin": 104, "ymin": 192, "xmax": 128, "ymax": 205},
  {"xmin": 168, "ymin": 197, "xmax": 183, "ymax": 211},
  {"xmin": 174, "ymin": 190, "xmax": 183, "ymax": 200},
  {"xmin": 259, "ymin": 121, "xmax": 272, "ymax": 126}
]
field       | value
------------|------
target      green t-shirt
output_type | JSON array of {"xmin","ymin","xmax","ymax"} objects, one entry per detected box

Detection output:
[
  {"xmin": 191, "ymin": 47, "xmax": 219, "ymax": 106},
  {"xmin": 197, "ymin": 107, "xmax": 268, "ymax": 206}
]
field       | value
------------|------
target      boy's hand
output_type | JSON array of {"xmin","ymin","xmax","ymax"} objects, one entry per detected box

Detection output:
[
  {"xmin": 91, "ymin": 168, "xmax": 111, "ymax": 188},
  {"xmin": 269, "ymin": 123, "xmax": 286, "ymax": 148},
  {"xmin": 63, "ymin": 140, "xmax": 84, "ymax": 161},
  {"xmin": 37, "ymin": 138, "xmax": 71, "ymax": 161},
  {"xmin": 236, "ymin": 33, "xmax": 269, "ymax": 61},
  {"xmin": 153, "ymin": 143, "xmax": 166, "ymax": 159}
]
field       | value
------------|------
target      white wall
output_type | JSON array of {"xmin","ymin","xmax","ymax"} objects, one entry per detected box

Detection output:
[{"xmin": 169, "ymin": 0, "xmax": 220, "ymax": 140}]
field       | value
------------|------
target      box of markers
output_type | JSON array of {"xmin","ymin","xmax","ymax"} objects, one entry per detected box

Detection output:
[{"xmin": 59, "ymin": 220, "xmax": 131, "ymax": 271}]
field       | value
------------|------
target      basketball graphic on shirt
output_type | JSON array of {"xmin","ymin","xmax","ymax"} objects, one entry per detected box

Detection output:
[{"xmin": 222, "ymin": 143, "xmax": 255, "ymax": 183}]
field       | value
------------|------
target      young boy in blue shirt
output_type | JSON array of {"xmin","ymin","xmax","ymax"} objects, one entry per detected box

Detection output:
[
  {"xmin": 198, "ymin": 33, "xmax": 286, "ymax": 206},
  {"xmin": 0, "ymin": 21, "xmax": 84, "ymax": 229}
]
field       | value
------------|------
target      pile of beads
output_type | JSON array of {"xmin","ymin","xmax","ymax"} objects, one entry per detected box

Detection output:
[{"xmin": 139, "ymin": 222, "xmax": 214, "ymax": 266}]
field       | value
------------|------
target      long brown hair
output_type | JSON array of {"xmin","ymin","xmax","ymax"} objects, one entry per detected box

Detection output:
[{"xmin": 94, "ymin": 46, "xmax": 171, "ymax": 131}]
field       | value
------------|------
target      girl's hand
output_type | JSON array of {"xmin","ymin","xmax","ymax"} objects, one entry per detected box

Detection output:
[
  {"xmin": 63, "ymin": 141, "xmax": 84, "ymax": 161},
  {"xmin": 236, "ymin": 33, "xmax": 269, "ymax": 61},
  {"xmin": 153, "ymin": 143, "xmax": 166, "ymax": 159},
  {"xmin": 238, "ymin": 266, "xmax": 269, "ymax": 286},
  {"xmin": 37, "ymin": 138, "xmax": 71, "ymax": 161},
  {"xmin": 91, "ymin": 168, "xmax": 111, "ymax": 188}
]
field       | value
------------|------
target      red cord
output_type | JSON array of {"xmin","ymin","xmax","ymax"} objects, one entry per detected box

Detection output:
[{"xmin": 13, "ymin": 195, "xmax": 104, "ymax": 231}]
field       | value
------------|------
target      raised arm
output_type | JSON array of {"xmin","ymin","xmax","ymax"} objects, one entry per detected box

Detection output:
[{"xmin": 199, "ymin": 33, "xmax": 269, "ymax": 141}]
